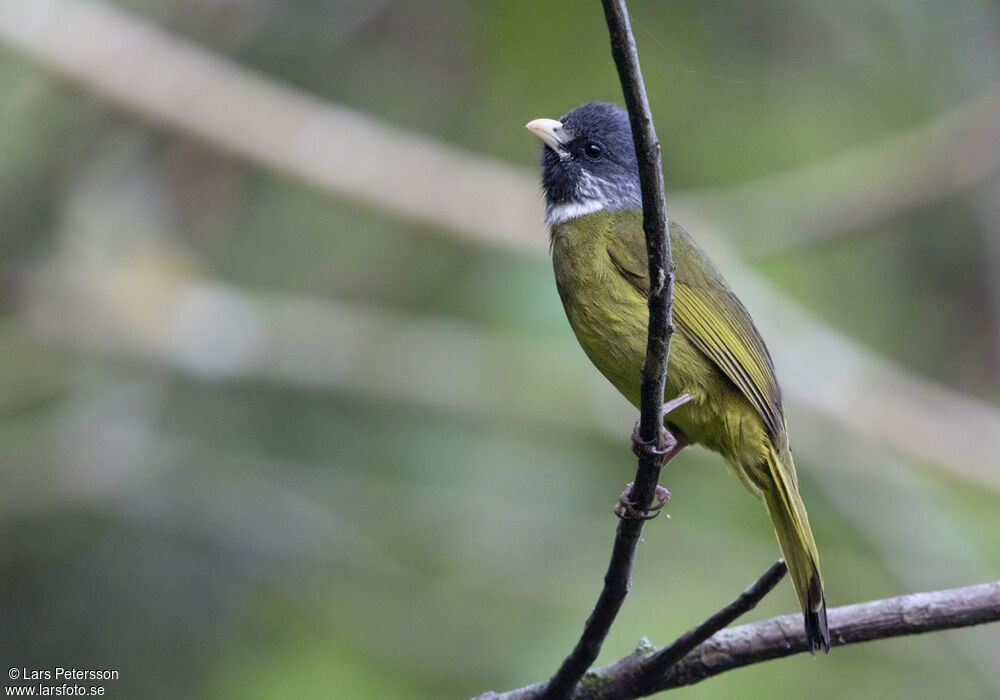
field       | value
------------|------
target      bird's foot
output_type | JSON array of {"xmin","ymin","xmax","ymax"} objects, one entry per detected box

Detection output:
[
  {"xmin": 619, "ymin": 394, "xmax": 690, "ymax": 520},
  {"xmin": 629, "ymin": 394, "xmax": 691, "ymax": 463},
  {"xmin": 631, "ymin": 423, "xmax": 677, "ymax": 462},
  {"xmin": 614, "ymin": 481, "xmax": 671, "ymax": 520}
]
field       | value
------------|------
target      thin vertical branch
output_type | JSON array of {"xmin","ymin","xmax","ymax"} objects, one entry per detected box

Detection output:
[
  {"xmin": 600, "ymin": 1, "xmax": 675, "ymax": 474},
  {"xmin": 538, "ymin": 2, "xmax": 676, "ymax": 698}
]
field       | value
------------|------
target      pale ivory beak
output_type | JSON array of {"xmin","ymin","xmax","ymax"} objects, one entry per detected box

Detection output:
[{"xmin": 525, "ymin": 118, "xmax": 569, "ymax": 153}]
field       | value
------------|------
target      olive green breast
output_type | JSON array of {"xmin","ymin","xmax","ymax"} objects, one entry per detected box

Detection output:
[{"xmin": 550, "ymin": 210, "xmax": 774, "ymax": 468}]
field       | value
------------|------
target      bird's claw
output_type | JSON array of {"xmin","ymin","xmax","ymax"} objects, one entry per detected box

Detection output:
[
  {"xmin": 631, "ymin": 423, "xmax": 677, "ymax": 461},
  {"xmin": 621, "ymin": 395, "xmax": 688, "ymax": 520},
  {"xmin": 614, "ymin": 481, "xmax": 671, "ymax": 520}
]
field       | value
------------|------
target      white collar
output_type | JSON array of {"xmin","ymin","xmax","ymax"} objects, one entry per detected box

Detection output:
[{"xmin": 544, "ymin": 199, "xmax": 606, "ymax": 226}]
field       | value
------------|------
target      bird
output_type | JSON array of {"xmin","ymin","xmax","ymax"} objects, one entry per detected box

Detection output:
[{"xmin": 526, "ymin": 101, "xmax": 830, "ymax": 653}]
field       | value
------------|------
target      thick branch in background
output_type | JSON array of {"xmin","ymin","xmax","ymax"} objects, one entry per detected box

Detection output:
[
  {"xmin": 539, "ymin": 2, "xmax": 675, "ymax": 698},
  {"xmin": 0, "ymin": 0, "xmax": 542, "ymax": 253},
  {"xmin": 693, "ymin": 86, "xmax": 1000, "ymax": 257},
  {"xmin": 477, "ymin": 581, "xmax": 1000, "ymax": 700}
]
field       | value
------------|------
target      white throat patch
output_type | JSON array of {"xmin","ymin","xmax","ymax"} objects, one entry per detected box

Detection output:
[
  {"xmin": 544, "ymin": 199, "xmax": 606, "ymax": 226},
  {"xmin": 544, "ymin": 168, "xmax": 641, "ymax": 226},
  {"xmin": 545, "ymin": 171, "xmax": 618, "ymax": 226}
]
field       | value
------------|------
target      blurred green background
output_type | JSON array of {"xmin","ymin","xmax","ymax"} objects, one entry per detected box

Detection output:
[{"xmin": 2, "ymin": 1, "xmax": 1000, "ymax": 698}]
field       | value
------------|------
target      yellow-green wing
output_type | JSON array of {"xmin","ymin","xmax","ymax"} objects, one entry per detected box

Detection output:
[{"xmin": 605, "ymin": 213, "xmax": 785, "ymax": 439}]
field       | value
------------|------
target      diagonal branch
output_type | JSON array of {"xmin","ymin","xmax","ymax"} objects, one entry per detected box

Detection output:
[
  {"xmin": 475, "ymin": 581, "xmax": 1000, "ymax": 700},
  {"xmin": 537, "ymin": 2, "xmax": 676, "ymax": 698},
  {"xmin": 635, "ymin": 560, "xmax": 787, "ymax": 684}
]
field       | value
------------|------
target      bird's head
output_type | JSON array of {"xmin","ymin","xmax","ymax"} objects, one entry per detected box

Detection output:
[{"xmin": 526, "ymin": 101, "xmax": 641, "ymax": 226}]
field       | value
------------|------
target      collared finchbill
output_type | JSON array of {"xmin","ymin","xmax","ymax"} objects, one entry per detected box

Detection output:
[{"xmin": 525, "ymin": 118, "xmax": 570, "ymax": 154}]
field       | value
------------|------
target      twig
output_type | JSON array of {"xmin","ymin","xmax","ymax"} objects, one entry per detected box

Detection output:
[
  {"xmin": 636, "ymin": 560, "xmax": 787, "ymax": 685},
  {"xmin": 546, "ymin": 561, "xmax": 786, "ymax": 700},
  {"xmin": 599, "ymin": 0, "xmax": 675, "ymax": 472},
  {"xmin": 536, "ymin": 2, "xmax": 676, "ymax": 699},
  {"xmin": 474, "ymin": 581, "xmax": 1000, "ymax": 700}
]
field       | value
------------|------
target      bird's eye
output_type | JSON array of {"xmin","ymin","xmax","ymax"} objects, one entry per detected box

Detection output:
[{"xmin": 583, "ymin": 142, "xmax": 603, "ymax": 159}]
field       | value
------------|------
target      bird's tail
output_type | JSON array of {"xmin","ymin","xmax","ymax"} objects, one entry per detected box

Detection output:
[{"xmin": 762, "ymin": 443, "xmax": 829, "ymax": 654}]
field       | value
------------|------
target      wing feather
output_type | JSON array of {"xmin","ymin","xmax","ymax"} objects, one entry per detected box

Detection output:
[{"xmin": 606, "ymin": 214, "xmax": 785, "ymax": 439}]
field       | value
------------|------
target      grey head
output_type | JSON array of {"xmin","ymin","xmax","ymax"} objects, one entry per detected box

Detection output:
[{"xmin": 526, "ymin": 101, "xmax": 641, "ymax": 226}]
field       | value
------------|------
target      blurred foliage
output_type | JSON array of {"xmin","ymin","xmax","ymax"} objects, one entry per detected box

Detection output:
[{"xmin": 2, "ymin": 1, "xmax": 1000, "ymax": 699}]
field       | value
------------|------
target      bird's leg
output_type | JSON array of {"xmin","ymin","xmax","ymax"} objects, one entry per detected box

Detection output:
[
  {"xmin": 615, "ymin": 430, "xmax": 684, "ymax": 520},
  {"xmin": 616, "ymin": 395, "xmax": 691, "ymax": 520},
  {"xmin": 661, "ymin": 393, "xmax": 693, "ymax": 415}
]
